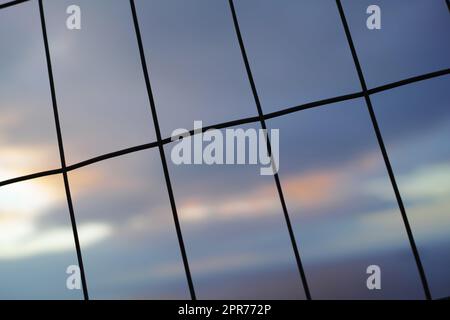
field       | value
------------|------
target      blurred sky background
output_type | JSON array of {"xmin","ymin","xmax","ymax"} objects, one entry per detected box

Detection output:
[{"xmin": 0, "ymin": 0, "xmax": 449, "ymax": 299}]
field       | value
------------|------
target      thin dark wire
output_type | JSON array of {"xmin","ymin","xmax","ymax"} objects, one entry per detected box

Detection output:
[
  {"xmin": 129, "ymin": 0, "xmax": 196, "ymax": 300},
  {"xmin": 67, "ymin": 141, "xmax": 160, "ymax": 171},
  {"xmin": 0, "ymin": 68, "xmax": 448, "ymax": 187},
  {"xmin": 0, "ymin": 116, "xmax": 261, "ymax": 187},
  {"xmin": 229, "ymin": 0, "xmax": 311, "ymax": 300},
  {"xmin": 0, "ymin": 0, "xmax": 29, "ymax": 10},
  {"xmin": 265, "ymin": 91, "xmax": 364, "ymax": 120},
  {"xmin": 38, "ymin": 0, "xmax": 89, "ymax": 300},
  {"xmin": 336, "ymin": 0, "xmax": 432, "ymax": 300},
  {"xmin": 368, "ymin": 69, "xmax": 450, "ymax": 95},
  {"xmin": 0, "ymin": 169, "xmax": 63, "ymax": 187}
]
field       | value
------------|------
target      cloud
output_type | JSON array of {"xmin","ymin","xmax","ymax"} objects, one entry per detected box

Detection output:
[
  {"xmin": 395, "ymin": 164, "xmax": 450, "ymax": 201},
  {"xmin": 177, "ymin": 168, "xmax": 344, "ymax": 223},
  {"xmin": 177, "ymin": 183, "xmax": 279, "ymax": 223},
  {"xmin": 365, "ymin": 162, "xmax": 450, "ymax": 203},
  {"xmin": 328, "ymin": 161, "xmax": 450, "ymax": 254},
  {"xmin": 0, "ymin": 223, "xmax": 112, "ymax": 260},
  {"xmin": 363, "ymin": 161, "xmax": 450, "ymax": 242},
  {"xmin": 0, "ymin": 146, "xmax": 58, "ymax": 181},
  {"xmin": 176, "ymin": 150, "xmax": 386, "ymax": 224},
  {"xmin": 0, "ymin": 175, "xmax": 112, "ymax": 260},
  {"xmin": 282, "ymin": 170, "xmax": 342, "ymax": 210},
  {"xmin": 0, "ymin": 177, "xmax": 64, "ymax": 217}
]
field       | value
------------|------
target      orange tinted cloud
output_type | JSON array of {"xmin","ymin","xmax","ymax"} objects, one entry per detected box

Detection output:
[
  {"xmin": 178, "ymin": 169, "xmax": 344, "ymax": 223},
  {"xmin": 176, "ymin": 149, "xmax": 386, "ymax": 223},
  {"xmin": 282, "ymin": 170, "xmax": 342, "ymax": 209}
]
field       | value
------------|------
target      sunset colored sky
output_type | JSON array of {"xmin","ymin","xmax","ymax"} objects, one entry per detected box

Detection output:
[{"xmin": 0, "ymin": 0, "xmax": 449, "ymax": 299}]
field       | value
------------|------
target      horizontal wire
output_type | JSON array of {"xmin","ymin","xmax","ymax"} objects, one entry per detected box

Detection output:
[
  {"xmin": 368, "ymin": 69, "xmax": 450, "ymax": 95},
  {"xmin": 264, "ymin": 91, "xmax": 364, "ymax": 120},
  {"xmin": 0, "ymin": 168, "xmax": 63, "ymax": 187},
  {"xmin": 66, "ymin": 141, "xmax": 160, "ymax": 171},
  {"xmin": 0, "ymin": 67, "xmax": 448, "ymax": 188},
  {"xmin": 0, "ymin": 0, "xmax": 30, "ymax": 10}
]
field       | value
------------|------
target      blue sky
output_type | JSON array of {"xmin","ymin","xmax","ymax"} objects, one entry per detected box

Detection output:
[{"xmin": 0, "ymin": 0, "xmax": 449, "ymax": 299}]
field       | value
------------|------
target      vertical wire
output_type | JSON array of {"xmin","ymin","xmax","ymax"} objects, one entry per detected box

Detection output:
[
  {"xmin": 228, "ymin": 0, "xmax": 312, "ymax": 300},
  {"xmin": 38, "ymin": 0, "xmax": 89, "ymax": 300},
  {"xmin": 335, "ymin": 0, "xmax": 432, "ymax": 300},
  {"xmin": 129, "ymin": 0, "xmax": 196, "ymax": 300}
]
